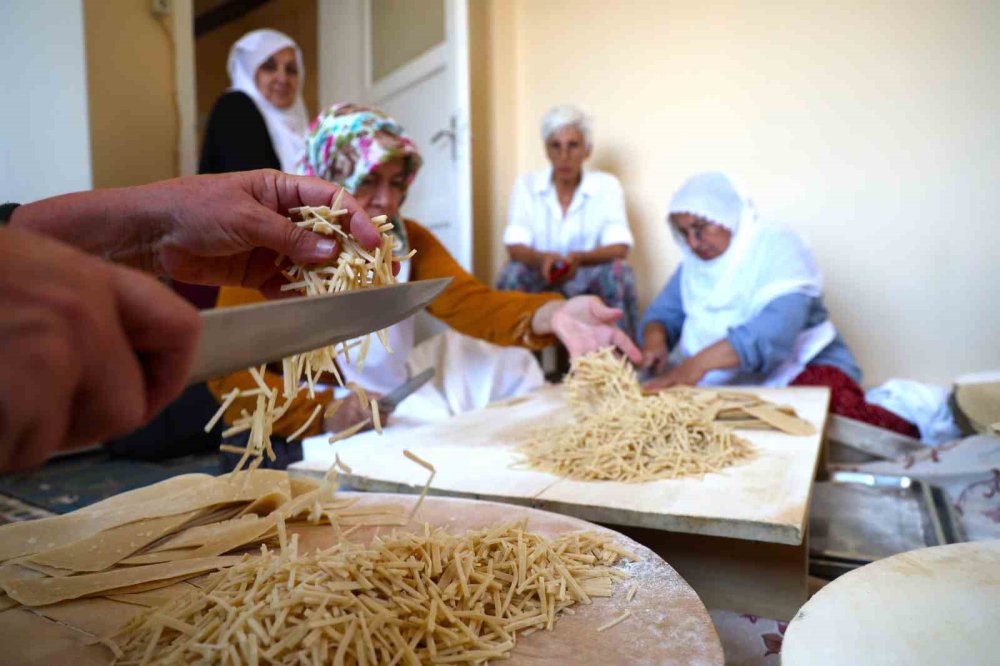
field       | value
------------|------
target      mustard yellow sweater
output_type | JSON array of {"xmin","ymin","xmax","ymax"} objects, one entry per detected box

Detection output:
[{"xmin": 207, "ymin": 219, "xmax": 562, "ymax": 438}]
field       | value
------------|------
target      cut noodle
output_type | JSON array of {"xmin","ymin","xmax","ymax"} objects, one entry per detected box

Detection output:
[
  {"xmin": 517, "ymin": 348, "xmax": 756, "ymax": 482},
  {"xmin": 209, "ymin": 205, "xmax": 414, "ymax": 468},
  {"xmin": 111, "ymin": 521, "xmax": 636, "ymax": 665}
]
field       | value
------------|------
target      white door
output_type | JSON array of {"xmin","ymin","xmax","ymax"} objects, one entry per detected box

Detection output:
[{"xmin": 361, "ymin": 0, "xmax": 472, "ymax": 270}]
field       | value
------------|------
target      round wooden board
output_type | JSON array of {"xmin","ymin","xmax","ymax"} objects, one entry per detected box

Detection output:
[
  {"xmin": 783, "ymin": 540, "xmax": 1000, "ymax": 665},
  {"xmin": 0, "ymin": 493, "xmax": 723, "ymax": 665}
]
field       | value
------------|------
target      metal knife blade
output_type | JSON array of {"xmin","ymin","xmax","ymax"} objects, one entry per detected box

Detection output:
[
  {"xmin": 377, "ymin": 368, "xmax": 435, "ymax": 413},
  {"xmin": 187, "ymin": 278, "xmax": 451, "ymax": 385}
]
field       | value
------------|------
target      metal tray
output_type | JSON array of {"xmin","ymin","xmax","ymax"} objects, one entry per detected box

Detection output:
[{"xmin": 808, "ymin": 472, "xmax": 965, "ymax": 579}]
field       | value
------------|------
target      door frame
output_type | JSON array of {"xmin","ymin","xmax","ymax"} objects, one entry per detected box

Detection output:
[{"xmin": 359, "ymin": 0, "xmax": 473, "ymax": 270}]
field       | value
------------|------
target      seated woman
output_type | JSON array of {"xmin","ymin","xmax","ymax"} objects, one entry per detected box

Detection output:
[
  {"xmin": 640, "ymin": 172, "xmax": 919, "ymax": 437},
  {"xmin": 495, "ymin": 105, "xmax": 639, "ymax": 338},
  {"xmin": 209, "ymin": 104, "xmax": 641, "ymax": 467}
]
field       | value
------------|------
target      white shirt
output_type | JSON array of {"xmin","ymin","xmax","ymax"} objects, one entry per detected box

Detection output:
[{"xmin": 503, "ymin": 169, "xmax": 634, "ymax": 254}]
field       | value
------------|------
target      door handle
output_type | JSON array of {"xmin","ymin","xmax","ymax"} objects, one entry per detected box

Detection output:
[{"xmin": 430, "ymin": 115, "xmax": 458, "ymax": 161}]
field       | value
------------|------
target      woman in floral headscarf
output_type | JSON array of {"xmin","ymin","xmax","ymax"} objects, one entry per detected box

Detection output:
[{"xmin": 208, "ymin": 104, "xmax": 640, "ymax": 459}]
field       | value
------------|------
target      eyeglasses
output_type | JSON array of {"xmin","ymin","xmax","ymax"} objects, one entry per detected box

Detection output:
[
  {"xmin": 675, "ymin": 220, "xmax": 709, "ymax": 245},
  {"xmin": 259, "ymin": 60, "xmax": 299, "ymax": 76}
]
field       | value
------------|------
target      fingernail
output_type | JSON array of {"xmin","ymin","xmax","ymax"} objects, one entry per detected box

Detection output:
[{"xmin": 316, "ymin": 239, "xmax": 337, "ymax": 256}]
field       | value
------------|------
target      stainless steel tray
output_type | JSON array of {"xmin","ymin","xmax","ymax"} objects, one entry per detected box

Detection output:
[{"xmin": 808, "ymin": 472, "xmax": 965, "ymax": 579}]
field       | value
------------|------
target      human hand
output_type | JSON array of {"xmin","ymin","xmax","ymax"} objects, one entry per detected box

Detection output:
[
  {"xmin": 540, "ymin": 252, "xmax": 563, "ymax": 284},
  {"xmin": 535, "ymin": 296, "xmax": 642, "ymax": 363},
  {"xmin": 642, "ymin": 356, "xmax": 707, "ymax": 391},
  {"xmin": 11, "ymin": 170, "xmax": 385, "ymax": 296},
  {"xmin": 322, "ymin": 392, "xmax": 387, "ymax": 434},
  {"xmin": 0, "ymin": 228, "xmax": 201, "ymax": 470},
  {"xmin": 640, "ymin": 327, "xmax": 670, "ymax": 373},
  {"xmin": 562, "ymin": 252, "xmax": 582, "ymax": 281}
]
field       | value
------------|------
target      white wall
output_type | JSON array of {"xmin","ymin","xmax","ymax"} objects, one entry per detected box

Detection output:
[
  {"xmin": 317, "ymin": 0, "xmax": 367, "ymax": 107},
  {"xmin": 0, "ymin": 0, "xmax": 92, "ymax": 200},
  {"xmin": 482, "ymin": 0, "xmax": 999, "ymax": 385}
]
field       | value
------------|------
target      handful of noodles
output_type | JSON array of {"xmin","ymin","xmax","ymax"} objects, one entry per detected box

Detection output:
[
  {"xmin": 110, "ymin": 520, "xmax": 635, "ymax": 665},
  {"xmin": 207, "ymin": 198, "xmax": 414, "ymax": 472},
  {"xmin": 518, "ymin": 348, "xmax": 755, "ymax": 482}
]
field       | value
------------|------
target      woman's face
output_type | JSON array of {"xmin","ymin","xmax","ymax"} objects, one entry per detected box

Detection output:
[
  {"xmin": 545, "ymin": 125, "xmax": 590, "ymax": 182},
  {"xmin": 671, "ymin": 213, "xmax": 732, "ymax": 261},
  {"xmin": 352, "ymin": 158, "xmax": 410, "ymax": 219},
  {"xmin": 255, "ymin": 47, "xmax": 299, "ymax": 109}
]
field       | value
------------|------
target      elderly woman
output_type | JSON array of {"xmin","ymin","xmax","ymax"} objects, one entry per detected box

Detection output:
[
  {"xmin": 199, "ymin": 29, "xmax": 309, "ymax": 175},
  {"xmin": 496, "ymin": 105, "xmax": 639, "ymax": 338},
  {"xmin": 640, "ymin": 172, "xmax": 919, "ymax": 436},
  {"xmin": 208, "ymin": 104, "xmax": 640, "ymax": 464}
]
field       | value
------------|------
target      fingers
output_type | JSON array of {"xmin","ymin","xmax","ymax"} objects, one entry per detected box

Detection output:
[
  {"xmin": 111, "ymin": 266, "xmax": 201, "ymax": 420},
  {"xmin": 274, "ymin": 173, "xmax": 378, "ymax": 252},
  {"xmin": 349, "ymin": 211, "xmax": 381, "ymax": 252},
  {"xmin": 244, "ymin": 207, "xmax": 340, "ymax": 266},
  {"xmin": 610, "ymin": 327, "xmax": 643, "ymax": 364},
  {"xmin": 586, "ymin": 297, "xmax": 624, "ymax": 325}
]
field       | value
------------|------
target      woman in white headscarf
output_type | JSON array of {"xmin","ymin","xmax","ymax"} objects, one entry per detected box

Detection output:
[
  {"xmin": 199, "ymin": 29, "xmax": 309, "ymax": 175},
  {"xmin": 639, "ymin": 172, "xmax": 919, "ymax": 436}
]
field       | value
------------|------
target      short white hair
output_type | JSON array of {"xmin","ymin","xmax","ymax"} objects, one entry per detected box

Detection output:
[{"xmin": 541, "ymin": 105, "xmax": 593, "ymax": 150}]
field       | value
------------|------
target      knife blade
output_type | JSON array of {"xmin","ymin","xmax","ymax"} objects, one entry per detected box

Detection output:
[
  {"xmin": 187, "ymin": 278, "xmax": 451, "ymax": 385},
  {"xmin": 377, "ymin": 368, "xmax": 435, "ymax": 413}
]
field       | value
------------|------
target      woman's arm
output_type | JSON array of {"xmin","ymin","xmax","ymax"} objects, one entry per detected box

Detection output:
[
  {"xmin": 569, "ymin": 243, "xmax": 629, "ymax": 266},
  {"xmin": 411, "ymin": 220, "xmax": 640, "ymax": 360},
  {"xmin": 644, "ymin": 292, "xmax": 813, "ymax": 389},
  {"xmin": 638, "ymin": 268, "xmax": 685, "ymax": 369}
]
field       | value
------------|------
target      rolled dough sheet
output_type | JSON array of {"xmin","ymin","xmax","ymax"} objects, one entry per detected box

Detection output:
[{"xmin": 783, "ymin": 540, "xmax": 1000, "ymax": 665}]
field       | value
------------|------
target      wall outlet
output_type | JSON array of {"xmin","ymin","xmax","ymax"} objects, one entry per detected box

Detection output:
[{"xmin": 151, "ymin": 0, "xmax": 172, "ymax": 17}]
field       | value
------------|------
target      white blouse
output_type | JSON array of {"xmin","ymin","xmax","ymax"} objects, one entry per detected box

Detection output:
[{"xmin": 502, "ymin": 169, "xmax": 634, "ymax": 255}]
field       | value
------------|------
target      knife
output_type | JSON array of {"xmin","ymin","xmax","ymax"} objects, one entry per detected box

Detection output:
[
  {"xmin": 378, "ymin": 368, "xmax": 435, "ymax": 413},
  {"xmin": 187, "ymin": 278, "xmax": 451, "ymax": 384}
]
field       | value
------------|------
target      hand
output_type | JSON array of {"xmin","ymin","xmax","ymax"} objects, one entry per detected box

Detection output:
[
  {"xmin": 11, "ymin": 170, "xmax": 384, "ymax": 296},
  {"xmin": 641, "ymin": 339, "xmax": 670, "ymax": 374},
  {"xmin": 642, "ymin": 356, "xmax": 707, "ymax": 391},
  {"xmin": 0, "ymin": 228, "xmax": 201, "ymax": 470},
  {"xmin": 539, "ymin": 252, "xmax": 563, "ymax": 284},
  {"xmin": 535, "ymin": 296, "xmax": 642, "ymax": 363},
  {"xmin": 640, "ymin": 325, "xmax": 670, "ymax": 373},
  {"xmin": 561, "ymin": 252, "xmax": 582, "ymax": 282},
  {"xmin": 322, "ymin": 392, "xmax": 387, "ymax": 434}
]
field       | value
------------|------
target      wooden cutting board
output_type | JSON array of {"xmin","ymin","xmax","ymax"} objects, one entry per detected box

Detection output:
[
  {"xmin": 296, "ymin": 385, "xmax": 830, "ymax": 545},
  {"xmin": 0, "ymin": 493, "xmax": 723, "ymax": 666},
  {"xmin": 782, "ymin": 539, "xmax": 1000, "ymax": 665}
]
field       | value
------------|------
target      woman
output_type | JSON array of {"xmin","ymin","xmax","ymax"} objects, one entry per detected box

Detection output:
[
  {"xmin": 495, "ymin": 105, "xmax": 639, "ymax": 338},
  {"xmin": 112, "ymin": 30, "xmax": 309, "ymax": 460},
  {"xmin": 208, "ymin": 104, "xmax": 640, "ymax": 459},
  {"xmin": 198, "ymin": 29, "xmax": 309, "ymax": 175},
  {"xmin": 640, "ymin": 172, "xmax": 919, "ymax": 436}
]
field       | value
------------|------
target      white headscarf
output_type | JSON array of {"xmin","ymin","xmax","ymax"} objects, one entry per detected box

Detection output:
[
  {"xmin": 669, "ymin": 172, "xmax": 827, "ymax": 385},
  {"xmin": 227, "ymin": 29, "xmax": 309, "ymax": 172}
]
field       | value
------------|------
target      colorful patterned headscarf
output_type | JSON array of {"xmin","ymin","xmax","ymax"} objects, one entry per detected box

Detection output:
[{"xmin": 298, "ymin": 103, "xmax": 422, "ymax": 194}]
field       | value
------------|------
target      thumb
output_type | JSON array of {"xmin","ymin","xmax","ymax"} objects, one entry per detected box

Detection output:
[{"xmin": 247, "ymin": 209, "xmax": 339, "ymax": 265}]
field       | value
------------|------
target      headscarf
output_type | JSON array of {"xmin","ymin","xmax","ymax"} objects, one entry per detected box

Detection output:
[
  {"xmin": 668, "ymin": 172, "xmax": 824, "ymax": 380},
  {"xmin": 299, "ymin": 103, "xmax": 422, "ymax": 251},
  {"xmin": 227, "ymin": 29, "xmax": 309, "ymax": 172},
  {"xmin": 299, "ymin": 103, "xmax": 422, "ymax": 192},
  {"xmin": 298, "ymin": 104, "xmax": 424, "ymax": 395}
]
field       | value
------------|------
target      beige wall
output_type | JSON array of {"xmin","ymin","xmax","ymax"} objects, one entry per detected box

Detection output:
[
  {"xmin": 470, "ymin": 0, "xmax": 1000, "ymax": 385},
  {"xmin": 196, "ymin": 0, "xmax": 318, "ymax": 135},
  {"xmin": 84, "ymin": 0, "xmax": 179, "ymax": 187}
]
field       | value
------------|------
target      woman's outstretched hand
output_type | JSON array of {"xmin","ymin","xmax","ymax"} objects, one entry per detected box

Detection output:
[{"xmin": 533, "ymin": 296, "xmax": 642, "ymax": 362}]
